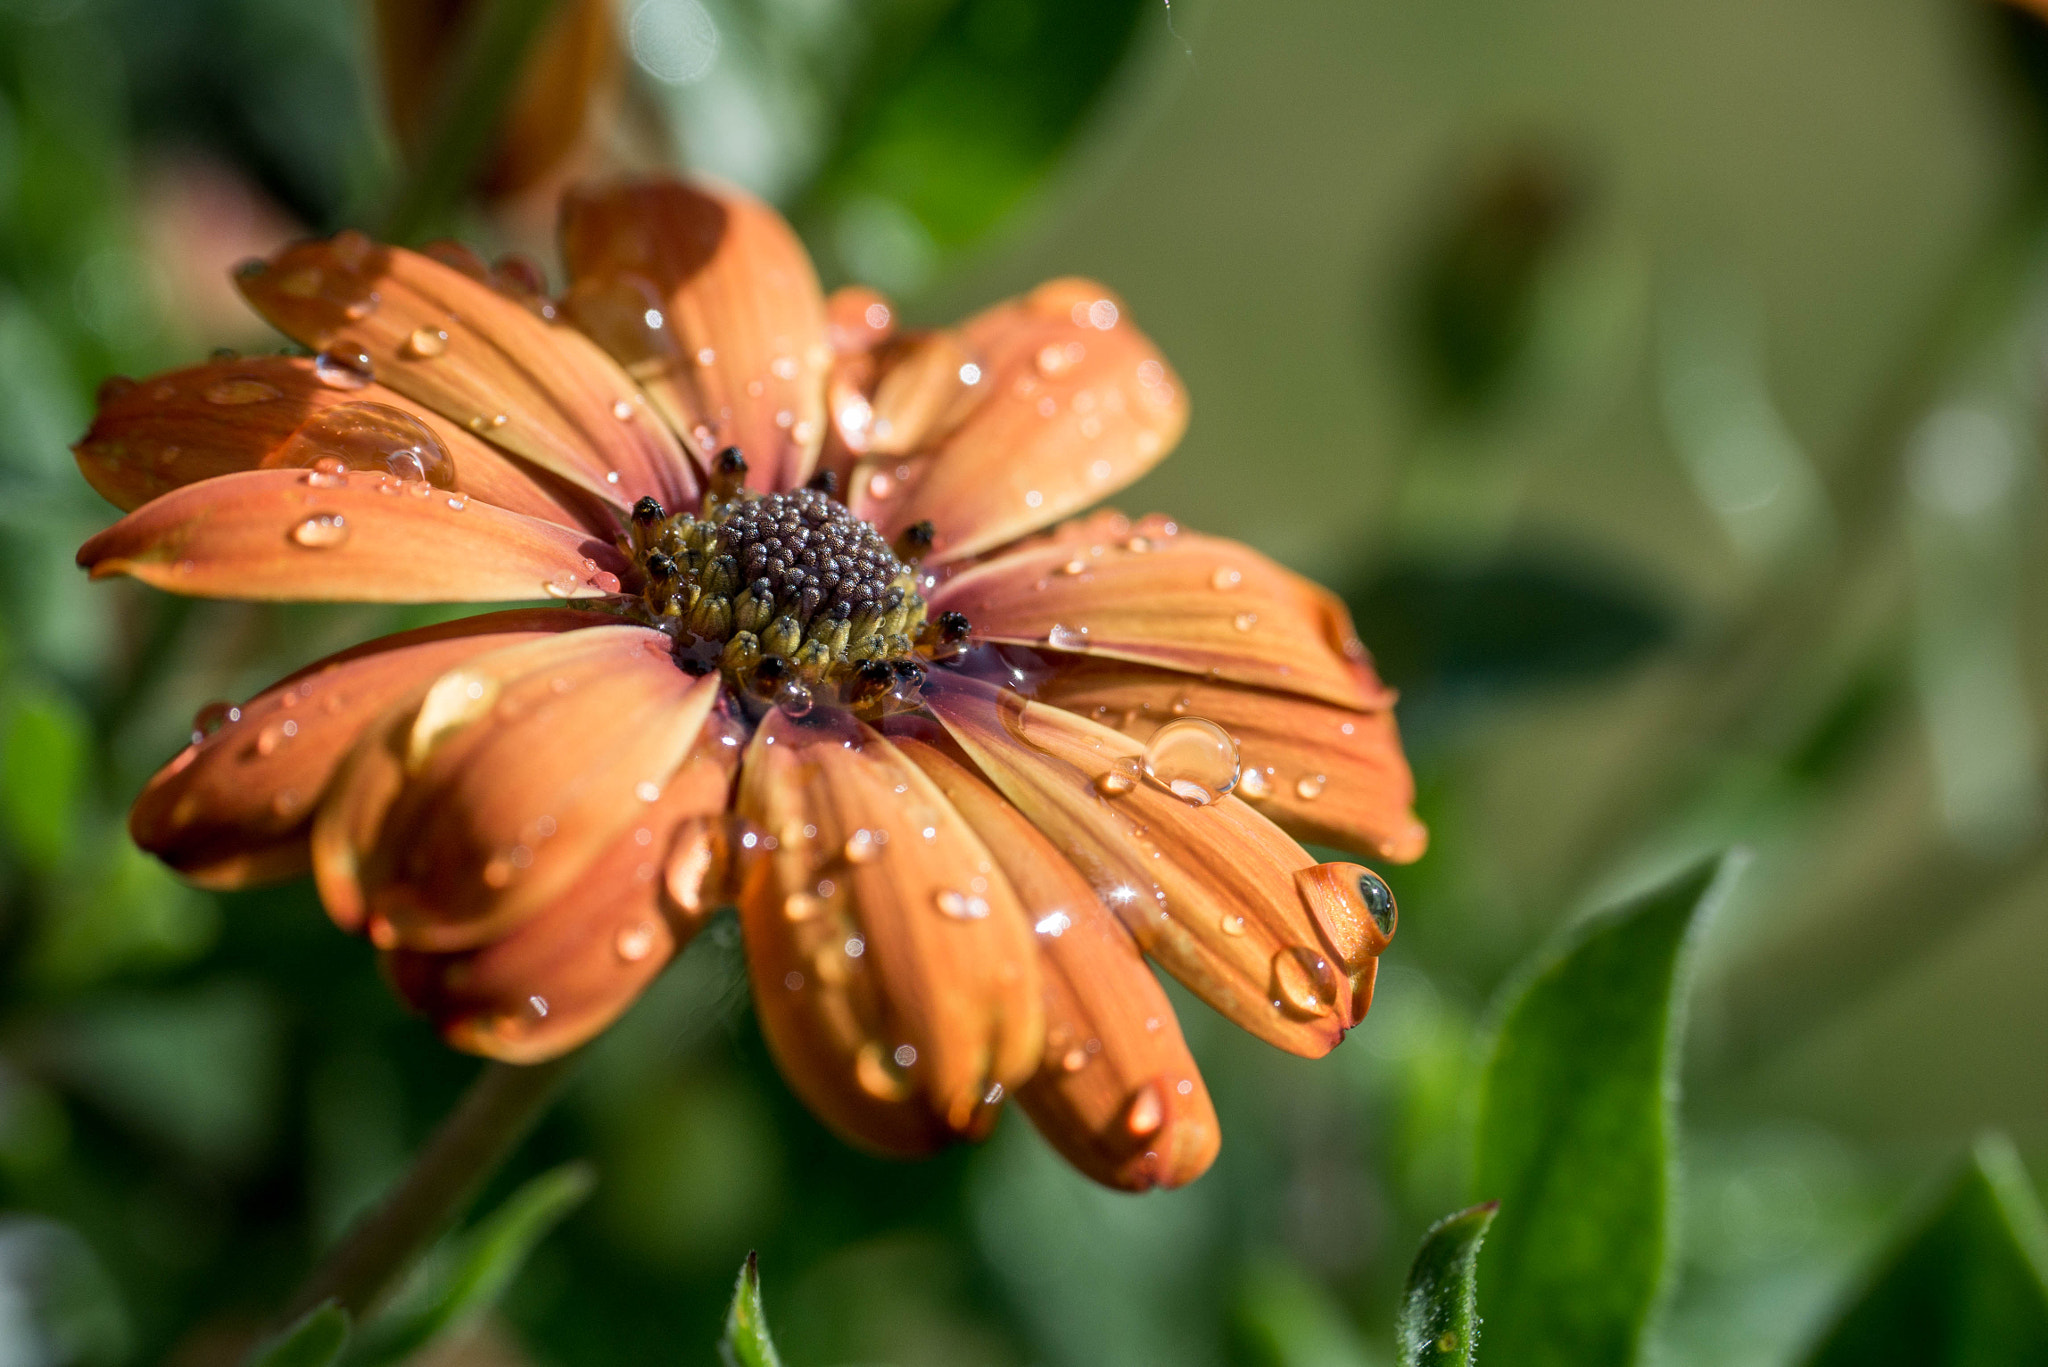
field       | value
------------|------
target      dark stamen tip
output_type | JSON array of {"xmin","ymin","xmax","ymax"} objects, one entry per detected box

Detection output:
[
  {"xmin": 805, "ymin": 469, "xmax": 840, "ymax": 496},
  {"xmin": 714, "ymin": 446, "xmax": 747, "ymax": 477},
  {"xmin": 645, "ymin": 552, "xmax": 678, "ymax": 581},
  {"xmin": 632, "ymin": 495, "xmax": 665, "ymax": 524}
]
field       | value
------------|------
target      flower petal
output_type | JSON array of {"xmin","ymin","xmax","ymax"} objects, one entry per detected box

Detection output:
[
  {"xmin": 845, "ymin": 280, "xmax": 1186, "ymax": 562},
  {"xmin": 313, "ymin": 625, "xmax": 719, "ymax": 952},
  {"xmin": 76, "ymin": 468, "xmax": 629, "ymax": 603},
  {"xmin": 237, "ymin": 232, "xmax": 697, "ymax": 510},
  {"xmin": 894, "ymin": 734, "xmax": 1218, "ymax": 1190},
  {"xmin": 734, "ymin": 706, "xmax": 1042, "ymax": 1155},
  {"xmin": 131, "ymin": 609, "xmax": 603, "ymax": 890},
  {"xmin": 1032, "ymin": 659, "xmax": 1427, "ymax": 863},
  {"xmin": 382, "ymin": 738, "xmax": 739, "ymax": 1064},
  {"xmin": 925, "ymin": 674, "xmax": 1395, "ymax": 1059},
  {"xmin": 560, "ymin": 178, "xmax": 831, "ymax": 492},
  {"xmin": 930, "ymin": 519, "xmax": 1381, "ymax": 709},
  {"xmin": 77, "ymin": 356, "xmax": 616, "ymax": 533}
]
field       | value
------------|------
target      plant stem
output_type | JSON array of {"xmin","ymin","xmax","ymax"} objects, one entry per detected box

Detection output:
[
  {"xmin": 379, "ymin": 0, "xmax": 564, "ymax": 245},
  {"xmin": 280, "ymin": 1053, "xmax": 578, "ymax": 1323}
]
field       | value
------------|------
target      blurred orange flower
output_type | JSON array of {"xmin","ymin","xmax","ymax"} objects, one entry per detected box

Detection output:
[{"xmin": 73, "ymin": 178, "xmax": 1425, "ymax": 1190}]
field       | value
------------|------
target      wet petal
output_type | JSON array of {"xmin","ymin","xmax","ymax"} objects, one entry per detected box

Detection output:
[
  {"xmin": 313, "ymin": 625, "xmax": 719, "ymax": 951},
  {"xmin": 1033, "ymin": 659, "xmax": 1427, "ymax": 863},
  {"xmin": 926, "ymin": 674, "xmax": 1394, "ymax": 1059},
  {"xmin": 77, "ymin": 468, "xmax": 629, "ymax": 603},
  {"xmin": 930, "ymin": 520, "xmax": 1381, "ymax": 710},
  {"xmin": 131, "ymin": 609, "xmax": 604, "ymax": 891},
  {"xmin": 383, "ymin": 736, "xmax": 739, "ymax": 1064},
  {"xmin": 77, "ymin": 356, "xmax": 616, "ymax": 533},
  {"xmin": 237, "ymin": 232, "xmax": 697, "ymax": 510},
  {"xmin": 847, "ymin": 280, "xmax": 1186, "ymax": 561},
  {"xmin": 895, "ymin": 734, "xmax": 1217, "ymax": 1190},
  {"xmin": 560, "ymin": 179, "xmax": 830, "ymax": 492},
  {"xmin": 735, "ymin": 707, "xmax": 1042, "ymax": 1155}
]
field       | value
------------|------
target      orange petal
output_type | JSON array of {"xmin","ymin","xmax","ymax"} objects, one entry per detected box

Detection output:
[
  {"xmin": 76, "ymin": 468, "xmax": 629, "ymax": 603},
  {"xmin": 930, "ymin": 519, "xmax": 1381, "ymax": 710},
  {"xmin": 132, "ymin": 609, "xmax": 603, "ymax": 891},
  {"xmin": 894, "ymin": 735, "xmax": 1217, "ymax": 1190},
  {"xmin": 77, "ymin": 356, "xmax": 617, "ymax": 533},
  {"xmin": 313, "ymin": 626, "xmax": 719, "ymax": 952},
  {"xmin": 237, "ymin": 232, "xmax": 697, "ymax": 510},
  {"xmin": 734, "ymin": 706, "xmax": 1042, "ymax": 1155},
  {"xmin": 1032, "ymin": 659, "xmax": 1427, "ymax": 863},
  {"xmin": 844, "ymin": 280, "xmax": 1186, "ymax": 562},
  {"xmin": 925, "ymin": 674, "xmax": 1395, "ymax": 1059},
  {"xmin": 382, "ymin": 736, "xmax": 738, "ymax": 1064},
  {"xmin": 560, "ymin": 178, "xmax": 830, "ymax": 492}
]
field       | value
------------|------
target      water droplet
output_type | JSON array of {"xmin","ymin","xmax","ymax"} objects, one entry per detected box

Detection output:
[
  {"xmin": 1270, "ymin": 946, "xmax": 1338, "ymax": 1018},
  {"xmin": 1233, "ymin": 612, "xmax": 1259, "ymax": 632},
  {"xmin": 543, "ymin": 574, "xmax": 581, "ymax": 598},
  {"xmin": 527, "ymin": 994, "xmax": 550, "ymax": 1019},
  {"xmin": 1142, "ymin": 717, "xmax": 1239, "ymax": 805},
  {"xmin": 1295, "ymin": 773, "xmax": 1325, "ymax": 801},
  {"xmin": 612, "ymin": 399, "xmax": 634, "ymax": 420},
  {"xmin": 273, "ymin": 401, "xmax": 457, "ymax": 487},
  {"xmin": 1046, "ymin": 623, "xmax": 1088, "ymax": 650},
  {"xmin": 255, "ymin": 723, "xmax": 286, "ymax": 756},
  {"xmin": 892, "ymin": 1043, "xmax": 917, "ymax": 1067},
  {"xmin": 783, "ymin": 892, "xmax": 824, "ymax": 922},
  {"xmin": 313, "ymin": 348, "xmax": 373, "ymax": 389},
  {"xmin": 983, "ymin": 1081, "xmax": 1005, "ymax": 1105},
  {"xmin": 1219, "ymin": 913, "xmax": 1246, "ymax": 936},
  {"xmin": 1212, "ymin": 566, "xmax": 1242, "ymax": 591},
  {"xmin": 446, "ymin": 494, "xmax": 468, "ymax": 511},
  {"xmin": 1059, "ymin": 1047, "xmax": 1089, "ymax": 1073},
  {"xmin": 844, "ymin": 829, "xmax": 881, "ymax": 864},
  {"xmin": 191, "ymin": 701, "xmax": 241, "ymax": 741},
  {"xmin": 403, "ymin": 327, "xmax": 449, "ymax": 359},
  {"xmin": 290, "ymin": 513, "xmax": 349, "ymax": 548},
  {"xmin": 1094, "ymin": 757, "xmax": 1140, "ymax": 797},
  {"xmin": 775, "ymin": 681, "xmax": 814, "ymax": 717},
  {"xmin": 1124, "ymin": 1082, "xmax": 1165, "ymax": 1137},
  {"xmin": 783, "ymin": 970, "xmax": 804, "ymax": 990},
  {"xmin": 615, "ymin": 920, "xmax": 660, "ymax": 962},
  {"xmin": 936, "ymin": 890, "xmax": 992, "ymax": 920},
  {"xmin": 855, "ymin": 1041, "xmax": 915, "ymax": 1101},
  {"xmin": 1357, "ymin": 870, "xmax": 1396, "ymax": 937},
  {"xmin": 204, "ymin": 378, "xmax": 281, "ymax": 405},
  {"xmin": 1059, "ymin": 556, "xmax": 1090, "ymax": 575},
  {"xmin": 1238, "ymin": 766, "xmax": 1273, "ymax": 800}
]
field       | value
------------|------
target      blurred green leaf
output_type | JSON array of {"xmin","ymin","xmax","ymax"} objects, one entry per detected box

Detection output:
[
  {"xmin": 30, "ymin": 835, "xmax": 219, "ymax": 990},
  {"xmin": 1, "ymin": 683, "xmax": 87, "ymax": 869},
  {"xmin": 247, "ymin": 1301, "xmax": 349, "ymax": 1367},
  {"xmin": 1799, "ymin": 1134, "xmax": 2048, "ymax": 1366},
  {"xmin": 1233, "ymin": 1256, "xmax": 1377, "ymax": 1367},
  {"xmin": 1472, "ymin": 856, "xmax": 1729, "ymax": 1367},
  {"xmin": 721, "ymin": 1251, "xmax": 785, "ymax": 1367},
  {"xmin": 1397, "ymin": 1204, "xmax": 1497, "ymax": 1367},
  {"xmin": 352, "ymin": 1160, "xmax": 595, "ymax": 1367}
]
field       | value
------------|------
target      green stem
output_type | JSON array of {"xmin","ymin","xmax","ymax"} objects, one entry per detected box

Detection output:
[
  {"xmin": 379, "ymin": 0, "xmax": 565, "ymax": 245},
  {"xmin": 279, "ymin": 1053, "xmax": 578, "ymax": 1323}
]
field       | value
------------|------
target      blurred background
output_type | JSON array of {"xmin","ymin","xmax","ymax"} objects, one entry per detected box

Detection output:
[{"xmin": 1, "ymin": 0, "xmax": 2046, "ymax": 1362}]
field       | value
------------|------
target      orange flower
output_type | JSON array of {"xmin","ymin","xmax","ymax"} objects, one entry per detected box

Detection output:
[{"xmin": 74, "ymin": 178, "xmax": 1426, "ymax": 1191}]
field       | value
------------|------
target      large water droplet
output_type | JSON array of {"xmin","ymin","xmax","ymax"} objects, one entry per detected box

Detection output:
[
  {"xmin": 402, "ymin": 326, "xmax": 448, "ymax": 359},
  {"xmin": 290, "ymin": 513, "xmax": 349, "ymax": 548},
  {"xmin": 313, "ymin": 348, "xmax": 374, "ymax": 390},
  {"xmin": 1142, "ymin": 717, "xmax": 1239, "ymax": 805},
  {"xmin": 205, "ymin": 378, "xmax": 281, "ymax": 405},
  {"xmin": 1357, "ymin": 870, "xmax": 1396, "ymax": 937},
  {"xmin": 1270, "ymin": 946, "xmax": 1338, "ymax": 1018},
  {"xmin": 272, "ymin": 401, "xmax": 457, "ymax": 488}
]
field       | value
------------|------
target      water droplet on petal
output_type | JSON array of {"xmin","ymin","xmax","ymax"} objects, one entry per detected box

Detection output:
[
  {"xmin": 1295, "ymin": 773, "xmax": 1325, "ymax": 801},
  {"xmin": 1046, "ymin": 623, "xmax": 1088, "ymax": 650},
  {"xmin": 856, "ymin": 1041, "xmax": 915, "ymax": 1101},
  {"xmin": 612, "ymin": 399, "xmax": 634, "ymax": 420},
  {"xmin": 403, "ymin": 327, "xmax": 449, "ymax": 359},
  {"xmin": 290, "ymin": 513, "xmax": 349, "ymax": 548},
  {"xmin": 191, "ymin": 701, "xmax": 241, "ymax": 741},
  {"xmin": 615, "ymin": 920, "xmax": 660, "ymax": 962},
  {"xmin": 1212, "ymin": 566, "xmax": 1243, "ymax": 591},
  {"xmin": 273, "ymin": 401, "xmax": 457, "ymax": 487},
  {"xmin": 936, "ymin": 889, "xmax": 992, "ymax": 920},
  {"xmin": 543, "ymin": 574, "xmax": 582, "ymax": 598},
  {"xmin": 1124, "ymin": 1082, "xmax": 1165, "ymax": 1136},
  {"xmin": 1142, "ymin": 717, "xmax": 1239, "ymax": 805},
  {"xmin": 1219, "ymin": 913, "xmax": 1246, "ymax": 936},
  {"xmin": 205, "ymin": 378, "xmax": 281, "ymax": 405},
  {"xmin": 1270, "ymin": 946, "xmax": 1338, "ymax": 1018},
  {"xmin": 1233, "ymin": 612, "xmax": 1259, "ymax": 632},
  {"xmin": 844, "ymin": 829, "xmax": 880, "ymax": 864},
  {"xmin": 1059, "ymin": 1047, "xmax": 1089, "ymax": 1073},
  {"xmin": 313, "ymin": 348, "xmax": 374, "ymax": 389},
  {"xmin": 783, "ymin": 892, "xmax": 824, "ymax": 922},
  {"xmin": 1095, "ymin": 756, "xmax": 1140, "ymax": 797},
  {"xmin": 1238, "ymin": 766, "xmax": 1272, "ymax": 799}
]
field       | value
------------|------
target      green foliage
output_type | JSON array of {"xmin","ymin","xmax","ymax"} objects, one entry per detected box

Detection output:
[
  {"xmin": 1472, "ymin": 858, "xmax": 1728, "ymax": 1367},
  {"xmin": 1799, "ymin": 1135, "xmax": 2048, "ymax": 1367},
  {"xmin": 1398, "ymin": 1204, "xmax": 1497, "ymax": 1367},
  {"xmin": 1, "ymin": 683, "xmax": 86, "ymax": 870},
  {"xmin": 246, "ymin": 1302, "xmax": 350, "ymax": 1367},
  {"xmin": 351, "ymin": 1161, "xmax": 596, "ymax": 1367},
  {"xmin": 721, "ymin": 1252, "xmax": 785, "ymax": 1367},
  {"xmin": 1233, "ymin": 1257, "xmax": 1376, "ymax": 1367}
]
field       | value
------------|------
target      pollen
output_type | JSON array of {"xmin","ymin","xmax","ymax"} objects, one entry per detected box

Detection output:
[{"xmin": 626, "ymin": 452, "xmax": 949, "ymax": 711}]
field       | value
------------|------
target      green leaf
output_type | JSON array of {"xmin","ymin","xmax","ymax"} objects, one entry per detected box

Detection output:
[
  {"xmin": 1398, "ymin": 1203, "xmax": 1498, "ymax": 1367},
  {"xmin": 1233, "ymin": 1256, "xmax": 1377, "ymax": 1367},
  {"xmin": 246, "ymin": 1301, "xmax": 350, "ymax": 1367},
  {"xmin": 351, "ymin": 1161, "xmax": 594, "ymax": 1366},
  {"xmin": 1800, "ymin": 1134, "xmax": 2048, "ymax": 1366},
  {"xmin": 720, "ymin": 1252, "xmax": 785, "ymax": 1367},
  {"xmin": 1471, "ymin": 855, "xmax": 1731, "ymax": 1367},
  {"xmin": 1, "ymin": 685, "xmax": 88, "ymax": 870}
]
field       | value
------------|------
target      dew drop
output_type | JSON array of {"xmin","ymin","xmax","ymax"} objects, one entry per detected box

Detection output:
[
  {"xmin": 1124, "ymin": 1082, "xmax": 1165, "ymax": 1137},
  {"xmin": 255, "ymin": 723, "xmax": 286, "ymax": 756},
  {"xmin": 1357, "ymin": 869, "xmax": 1396, "ymax": 937},
  {"xmin": 1212, "ymin": 566, "xmax": 1243, "ymax": 591},
  {"xmin": 1219, "ymin": 913, "xmax": 1246, "ymax": 937},
  {"xmin": 983, "ymin": 1081, "xmax": 1005, "ymax": 1105},
  {"xmin": 1046, "ymin": 623, "xmax": 1089, "ymax": 650},
  {"xmin": 1233, "ymin": 612, "xmax": 1259, "ymax": 632},
  {"xmin": 1094, "ymin": 756, "xmax": 1140, "ymax": 797},
  {"xmin": 612, "ymin": 399, "xmax": 634, "ymax": 420},
  {"xmin": 1142, "ymin": 717, "xmax": 1239, "ymax": 806},
  {"xmin": 615, "ymin": 920, "xmax": 659, "ymax": 962},
  {"xmin": 204, "ymin": 378, "xmax": 281, "ymax": 405},
  {"xmin": 1059, "ymin": 1047, "xmax": 1089, "ymax": 1073},
  {"xmin": 844, "ymin": 829, "xmax": 880, "ymax": 864},
  {"xmin": 892, "ymin": 1043, "xmax": 917, "ymax": 1068},
  {"xmin": 936, "ymin": 889, "xmax": 992, "ymax": 920},
  {"xmin": 312, "ymin": 348, "xmax": 374, "ymax": 390},
  {"xmin": 403, "ymin": 327, "xmax": 449, "ymax": 359},
  {"xmin": 1295, "ymin": 773, "xmax": 1326, "ymax": 801},
  {"xmin": 1238, "ymin": 766, "xmax": 1273, "ymax": 800},
  {"xmin": 1059, "ymin": 557, "xmax": 1090, "ymax": 575},
  {"xmin": 191, "ymin": 701, "xmax": 241, "ymax": 741},
  {"xmin": 290, "ymin": 513, "xmax": 350, "ymax": 548},
  {"xmin": 855, "ymin": 1041, "xmax": 915, "ymax": 1101},
  {"xmin": 783, "ymin": 892, "xmax": 823, "ymax": 922},
  {"xmin": 272, "ymin": 401, "xmax": 457, "ymax": 487},
  {"xmin": 543, "ymin": 574, "xmax": 582, "ymax": 598},
  {"xmin": 1270, "ymin": 946, "xmax": 1338, "ymax": 1018}
]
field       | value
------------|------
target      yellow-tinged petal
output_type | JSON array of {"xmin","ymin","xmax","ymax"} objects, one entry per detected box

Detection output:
[
  {"xmin": 237, "ymin": 232, "xmax": 697, "ymax": 510},
  {"xmin": 313, "ymin": 626, "xmax": 718, "ymax": 952},
  {"xmin": 894, "ymin": 734, "xmax": 1218, "ymax": 1190},
  {"xmin": 930, "ymin": 519, "xmax": 1380, "ymax": 710},
  {"xmin": 76, "ymin": 468, "xmax": 629, "ymax": 603},
  {"xmin": 734, "ymin": 706, "xmax": 1042, "ymax": 1155},
  {"xmin": 1033, "ymin": 659, "xmax": 1427, "ymax": 863},
  {"xmin": 560, "ymin": 178, "xmax": 831, "ymax": 492},
  {"xmin": 925, "ymin": 674, "xmax": 1393, "ymax": 1059}
]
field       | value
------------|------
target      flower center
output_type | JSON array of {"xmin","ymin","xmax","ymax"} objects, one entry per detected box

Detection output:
[{"xmin": 628, "ymin": 454, "xmax": 966, "ymax": 713}]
